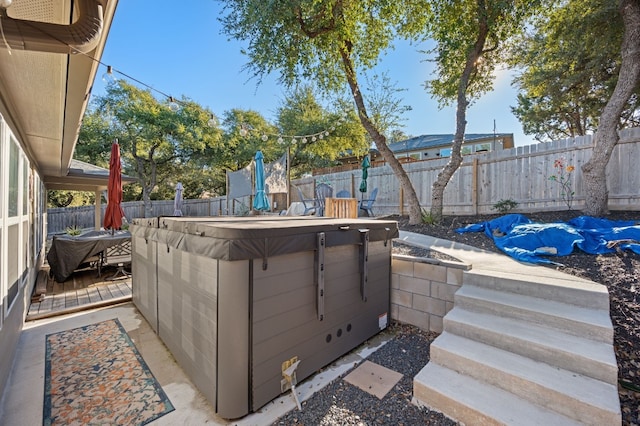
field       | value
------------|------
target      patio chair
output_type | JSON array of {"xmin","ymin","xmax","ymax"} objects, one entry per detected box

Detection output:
[
  {"xmin": 104, "ymin": 239, "xmax": 132, "ymax": 280},
  {"xmin": 336, "ymin": 190, "xmax": 350, "ymax": 198},
  {"xmin": 359, "ymin": 187, "xmax": 378, "ymax": 217},
  {"xmin": 315, "ymin": 183, "xmax": 333, "ymax": 217},
  {"xmin": 296, "ymin": 186, "xmax": 319, "ymax": 215}
]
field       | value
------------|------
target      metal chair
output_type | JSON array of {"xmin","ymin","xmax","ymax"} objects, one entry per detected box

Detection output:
[
  {"xmin": 315, "ymin": 183, "xmax": 333, "ymax": 217},
  {"xmin": 336, "ymin": 190, "xmax": 350, "ymax": 198},
  {"xmin": 104, "ymin": 239, "xmax": 132, "ymax": 280},
  {"xmin": 296, "ymin": 186, "xmax": 319, "ymax": 215},
  {"xmin": 359, "ymin": 187, "xmax": 378, "ymax": 217}
]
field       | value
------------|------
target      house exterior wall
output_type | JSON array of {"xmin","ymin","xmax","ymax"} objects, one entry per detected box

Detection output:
[{"xmin": 0, "ymin": 114, "xmax": 46, "ymax": 398}]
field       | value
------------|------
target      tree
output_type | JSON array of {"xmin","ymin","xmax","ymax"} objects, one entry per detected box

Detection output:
[
  {"xmin": 510, "ymin": 0, "xmax": 639, "ymax": 142},
  {"xmin": 218, "ymin": 108, "xmax": 282, "ymax": 171},
  {"xmin": 83, "ymin": 81, "xmax": 222, "ymax": 217},
  {"xmin": 425, "ymin": 0, "xmax": 540, "ymax": 221},
  {"xmin": 275, "ymin": 85, "xmax": 368, "ymax": 178},
  {"xmin": 582, "ymin": 0, "xmax": 640, "ymax": 216},
  {"xmin": 219, "ymin": 0, "xmax": 427, "ymax": 224}
]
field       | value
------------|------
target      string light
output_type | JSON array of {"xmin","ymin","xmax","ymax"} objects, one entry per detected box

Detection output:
[
  {"xmin": 168, "ymin": 97, "xmax": 180, "ymax": 112},
  {"xmin": 237, "ymin": 111, "xmax": 348, "ymax": 144},
  {"xmin": 0, "ymin": 14, "xmax": 224, "ymax": 129},
  {"xmin": 2, "ymin": 19, "xmax": 350, "ymax": 137},
  {"xmin": 102, "ymin": 65, "xmax": 116, "ymax": 84}
]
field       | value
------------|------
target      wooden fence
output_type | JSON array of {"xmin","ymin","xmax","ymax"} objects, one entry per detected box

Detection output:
[
  {"xmin": 293, "ymin": 127, "xmax": 640, "ymax": 216},
  {"xmin": 47, "ymin": 197, "xmax": 229, "ymax": 235},
  {"xmin": 48, "ymin": 127, "xmax": 640, "ymax": 234}
]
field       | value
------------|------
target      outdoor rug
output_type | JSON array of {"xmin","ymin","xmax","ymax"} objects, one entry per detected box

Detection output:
[{"xmin": 43, "ymin": 318, "xmax": 174, "ymax": 425}]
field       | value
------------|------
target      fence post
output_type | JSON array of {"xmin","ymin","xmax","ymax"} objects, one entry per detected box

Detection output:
[{"xmin": 472, "ymin": 158, "xmax": 478, "ymax": 215}]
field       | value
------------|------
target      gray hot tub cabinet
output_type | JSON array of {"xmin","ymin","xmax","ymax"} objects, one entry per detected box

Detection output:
[{"xmin": 130, "ymin": 216, "xmax": 398, "ymax": 419}]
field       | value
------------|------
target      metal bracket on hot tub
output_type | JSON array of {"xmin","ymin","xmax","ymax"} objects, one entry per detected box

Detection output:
[
  {"xmin": 315, "ymin": 232, "xmax": 325, "ymax": 321},
  {"xmin": 359, "ymin": 229, "xmax": 369, "ymax": 302}
]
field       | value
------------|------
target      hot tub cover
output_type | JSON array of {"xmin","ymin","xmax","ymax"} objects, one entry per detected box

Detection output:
[{"xmin": 131, "ymin": 216, "xmax": 399, "ymax": 261}]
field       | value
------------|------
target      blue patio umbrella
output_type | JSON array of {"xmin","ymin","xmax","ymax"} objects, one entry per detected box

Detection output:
[
  {"xmin": 359, "ymin": 156, "xmax": 370, "ymax": 195},
  {"xmin": 253, "ymin": 151, "xmax": 270, "ymax": 211}
]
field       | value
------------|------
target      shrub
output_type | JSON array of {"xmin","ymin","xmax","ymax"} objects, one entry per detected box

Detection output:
[
  {"xmin": 492, "ymin": 199, "xmax": 518, "ymax": 214},
  {"xmin": 421, "ymin": 208, "xmax": 439, "ymax": 225}
]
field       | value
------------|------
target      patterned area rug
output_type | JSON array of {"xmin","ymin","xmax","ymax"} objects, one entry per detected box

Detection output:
[{"xmin": 43, "ymin": 318, "xmax": 174, "ymax": 425}]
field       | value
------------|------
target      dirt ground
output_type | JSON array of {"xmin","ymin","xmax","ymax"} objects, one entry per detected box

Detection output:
[{"xmin": 394, "ymin": 210, "xmax": 640, "ymax": 425}]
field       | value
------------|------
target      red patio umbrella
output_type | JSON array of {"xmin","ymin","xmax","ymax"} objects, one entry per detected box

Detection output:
[{"xmin": 103, "ymin": 140, "xmax": 125, "ymax": 231}]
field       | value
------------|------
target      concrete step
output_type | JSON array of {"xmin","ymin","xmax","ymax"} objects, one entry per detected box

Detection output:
[
  {"xmin": 454, "ymin": 285, "xmax": 613, "ymax": 343},
  {"xmin": 464, "ymin": 269, "xmax": 610, "ymax": 310},
  {"xmin": 444, "ymin": 307, "xmax": 618, "ymax": 384},
  {"xmin": 413, "ymin": 363, "xmax": 584, "ymax": 426},
  {"xmin": 430, "ymin": 333, "xmax": 621, "ymax": 425}
]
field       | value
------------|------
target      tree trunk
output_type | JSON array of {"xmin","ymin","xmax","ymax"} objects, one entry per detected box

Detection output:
[
  {"xmin": 135, "ymin": 156, "xmax": 157, "ymax": 218},
  {"xmin": 431, "ymin": 1, "xmax": 489, "ymax": 222},
  {"xmin": 582, "ymin": 0, "xmax": 640, "ymax": 216},
  {"xmin": 339, "ymin": 49, "xmax": 422, "ymax": 224}
]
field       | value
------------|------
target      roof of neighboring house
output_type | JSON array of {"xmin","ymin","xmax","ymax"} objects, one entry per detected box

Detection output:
[{"xmin": 388, "ymin": 133, "xmax": 513, "ymax": 154}]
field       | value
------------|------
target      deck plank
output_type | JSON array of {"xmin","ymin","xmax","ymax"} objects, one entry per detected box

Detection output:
[{"xmin": 27, "ymin": 266, "xmax": 133, "ymax": 321}]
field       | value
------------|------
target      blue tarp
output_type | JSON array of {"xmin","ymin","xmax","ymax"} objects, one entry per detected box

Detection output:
[{"xmin": 456, "ymin": 214, "xmax": 640, "ymax": 264}]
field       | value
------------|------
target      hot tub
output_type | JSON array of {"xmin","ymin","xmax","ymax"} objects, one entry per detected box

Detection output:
[{"xmin": 130, "ymin": 216, "xmax": 398, "ymax": 419}]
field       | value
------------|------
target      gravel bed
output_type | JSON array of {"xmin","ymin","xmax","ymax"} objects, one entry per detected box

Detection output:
[{"xmin": 272, "ymin": 323, "xmax": 458, "ymax": 426}]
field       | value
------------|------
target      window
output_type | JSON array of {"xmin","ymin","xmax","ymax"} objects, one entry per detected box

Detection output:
[
  {"xmin": 22, "ymin": 157, "xmax": 29, "ymax": 215},
  {"xmin": 439, "ymin": 148, "xmax": 452, "ymax": 158},
  {"xmin": 475, "ymin": 142, "xmax": 491, "ymax": 152},
  {"xmin": 461, "ymin": 146, "xmax": 472, "ymax": 155},
  {"xmin": 8, "ymin": 138, "xmax": 19, "ymax": 217}
]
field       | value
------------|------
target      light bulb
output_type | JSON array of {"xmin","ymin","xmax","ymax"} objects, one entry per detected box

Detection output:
[
  {"xmin": 277, "ymin": 137, "xmax": 284, "ymax": 144},
  {"xmin": 0, "ymin": 0, "xmax": 12, "ymax": 8},
  {"xmin": 261, "ymin": 134, "xmax": 268, "ymax": 142},
  {"xmin": 102, "ymin": 65, "xmax": 116, "ymax": 84},
  {"xmin": 239, "ymin": 127, "xmax": 248, "ymax": 137},
  {"xmin": 168, "ymin": 97, "xmax": 180, "ymax": 112},
  {"xmin": 312, "ymin": 136, "xmax": 317, "ymax": 142},
  {"xmin": 207, "ymin": 114, "xmax": 218, "ymax": 127}
]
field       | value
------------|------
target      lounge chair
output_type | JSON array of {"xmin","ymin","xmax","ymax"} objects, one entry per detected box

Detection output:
[
  {"xmin": 296, "ymin": 186, "xmax": 319, "ymax": 215},
  {"xmin": 359, "ymin": 187, "xmax": 378, "ymax": 217},
  {"xmin": 315, "ymin": 183, "xmax": 333, "ymax": 217}
]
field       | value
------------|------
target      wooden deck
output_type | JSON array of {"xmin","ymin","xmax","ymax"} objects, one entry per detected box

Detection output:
[{"xmin": 27, "ymin": 265, "xmax": 132, "ymax": 321}]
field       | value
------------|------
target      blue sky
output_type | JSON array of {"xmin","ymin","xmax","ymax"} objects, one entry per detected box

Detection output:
[{"xmin": 96, "ymin": 1, "xmax": 534, "ymax": 147}]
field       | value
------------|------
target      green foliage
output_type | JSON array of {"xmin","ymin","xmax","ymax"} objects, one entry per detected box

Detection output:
[
  {"xmin": 509, "ymin": 0, "xmax": 639, "ymax": 141},
  {"xmin": 275, "ymin": 86, "xmax": 368, "ymax": 178},
  {"xmin": 65, "ymin": 225, "xmax": 82, "ymax": 236},
  {"xmin": 421, "ymin": 208, "xmax": 439, "ymax": 225},
  {"xmin": 425, "ymin": 1, "xmax": 542, "ymax": 108},
  {"xmin": 549, "ymin": 157, "xmax": 576, "ymax": 210},
  {"xmin": 79, "ymin": 81, "xmax": 223, "ymax": 213},
  {"xmin": 492, "ymin": 199, "xmax": 519, "ymax": 214},
  {"xmin": 219, "ymin": 0, "xmax": 428, "ymax": 95},
  {"xmin": 47, "ymin": 190, "xmax": 95, "ymax": 208},
  {"xmin": 219, "ymin": 0, "xmax": 428, "ymax": 223}
]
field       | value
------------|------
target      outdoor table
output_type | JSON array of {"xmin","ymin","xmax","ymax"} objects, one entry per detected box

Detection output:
[
  {"xmin": 325, "ymin": 197, "xmax": 358, "ymax": 218},
  {"xmin": 47, "ymin": 230, "xmax": 131, "ymax": 282}
]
